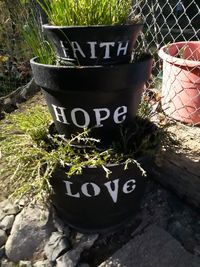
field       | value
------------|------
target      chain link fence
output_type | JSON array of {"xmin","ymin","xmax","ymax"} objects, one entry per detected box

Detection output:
[
  {"xmin": 0, "ymin": 0, "xmax": 33, "ymax": 97},
  {"xmin": 1, "ymin": 0, "xmax": 200, "ymax": 125},
  {"xmin": 133, "ymin": 0, "xmax": 200, "ymax": 125}
]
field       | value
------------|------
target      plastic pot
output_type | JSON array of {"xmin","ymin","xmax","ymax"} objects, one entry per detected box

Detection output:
[
  {"xmin": 30, "ymin": 56, "xmax": 153, "ymax": 145},
  {"xmin": 43, "ymin": 24, "xmax": 143, "ymax": 66},
  {"xmin": 158, "ymin": 41, "xmax": 200, "ymax": 125},
  {"xmin": 50, "ymin": 156, "xmax": 150, "ymax": 233}
]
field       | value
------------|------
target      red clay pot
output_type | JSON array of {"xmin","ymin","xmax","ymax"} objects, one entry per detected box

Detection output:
[{"xmin": 158, "ymin": 41, "xmax": 200, "ymax": 125}]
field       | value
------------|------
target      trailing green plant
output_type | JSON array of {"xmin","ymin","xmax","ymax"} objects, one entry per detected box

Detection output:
[
  {"xmin": 36, "ymin": 0, "xmax": 137, "ymax": 26},
  {"xmin": 0, "ymin": 105, "xmax": 160, "ymax": 202}
]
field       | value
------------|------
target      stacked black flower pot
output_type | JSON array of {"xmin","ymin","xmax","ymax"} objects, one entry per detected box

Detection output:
[{"xmin": 31, "ymin": 23, "xmax": 153, "ymax": 233}]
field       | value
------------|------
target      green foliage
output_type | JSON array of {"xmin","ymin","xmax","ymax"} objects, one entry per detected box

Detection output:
[
  {"xmin": 0, "ymin": 106, "xmax": 53, "ymax": 201},
  {"xmin": 23, "ymin": 14, "xmax": 56, "ymax": 64},
  {"xmin": 0, "ymin": 106, "xmax": 159, "ymax": 202},
  {"xmin": 37, "ymin": 0, "xmax": 133, "ymax": 26},
  {"xmin": 0, "ymin": 0, "xmax": 32, "ymax": 96}
]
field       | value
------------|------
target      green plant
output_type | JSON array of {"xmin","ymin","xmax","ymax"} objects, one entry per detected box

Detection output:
[
  {"xmin": 23, "ymin": 15, "xmax": 56, "ymax": 64},
  {"xmin": 0, "ymin": 105, "xmax": 159, "ymax": 202},
  {"xmin": 37, "ymin": 0, "xmax": 134, "ymax": 26},
  {"xmin": 0, "ymin": 0, "xmax": 32, "ymax": 96}
]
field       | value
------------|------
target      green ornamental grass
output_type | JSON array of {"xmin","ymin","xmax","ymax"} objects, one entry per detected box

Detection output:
[
  {"xmin": 23, "ymin": 14, "xmax": 55, "ymax": 64},
  {"xmin": 37, "ymin": 0, "xmax": 133, "ymax": 26}
]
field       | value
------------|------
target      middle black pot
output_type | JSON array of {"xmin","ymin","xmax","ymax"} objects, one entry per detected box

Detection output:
[{"xmin": 31, "ymin": 56, "xmax": 153, "ymax": 145}]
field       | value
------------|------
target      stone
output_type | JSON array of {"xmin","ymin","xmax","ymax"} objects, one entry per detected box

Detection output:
[
  {"xmin": 2, "ymin": 98, "xmax": 17, "ymax": 113},
  {"xmin": 19, "ymin": 79, "xmax": 40, "ymax": 101},
  {"xmin": 0, "ymin": 229, "xmax": 7, "ymax": 247},
  {"xmin": 77, "ymin": 264, "xmax": 90, "ymax": 267},
  {"xmin": 33, "ymin": 260, "xmax": 52, "ymax": 267},
  {"xmin": 168, "ymin": 220, "xmax": 196, "ymax": 252},
  {"xmin": 56, "ymin": 234, "xmax": 98, "ymax": 267},
  {"xmin": 5, "ymin": 204, "xmax": 54, "ymax": 262},
  {"xmin": 194, "ymin": 245, "xmax": 200, "ymax": 256},
  {"xmin": 0, "ymin": 79, "xmax": 40, "ymax": 116},
  {"xmin": 98, "ymin": 225, "xmax": 200, "ymax": 267},
  {"xmin": 0, "ymin": 215, "xmax": 15, "ymax": 231},
  {"xmin": 1, "ymin": 259, "xmax": 16, "ymax": 267},
  {"xmin": 44, "ymin": 231, "xmax": 69, "ymax": 262},
  {"xmin": 0, "ymin": 200, "xmax": 19, "ymax": 221},
  {"xmin": 19, "ymin": 260, "xmax": 32, "ymax": 267},
  {"xmin": 52, "ymin": 209, "xmax": 70, "ymax": 237},
  {"xmin": 151, "ymin": 123, "xmax": 200, "ymax": 209},
  {"xmin": 0, "ymin": 245, "xmax": 5, "ymax": 258}
]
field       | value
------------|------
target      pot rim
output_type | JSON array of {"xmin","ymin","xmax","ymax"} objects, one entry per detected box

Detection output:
[
  {"xmin": 158, "ymin": 41, "xmax": 200, "ymax": 68},
  {"xmin": 30, "ymin": 55, "xmax": 153, "ymax": 69},
  {"xmin": 42, "ymin": 23, "xmax": 144, "ymax": 29},
  {"xmin": 58, "ymin": 155, "xmax": 151, "ymax": 170}
]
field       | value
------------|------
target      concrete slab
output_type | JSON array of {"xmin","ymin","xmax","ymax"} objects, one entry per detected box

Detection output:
[{"xmin": 98, "ymin": 225, "xmax": 200, "ymax": 267}]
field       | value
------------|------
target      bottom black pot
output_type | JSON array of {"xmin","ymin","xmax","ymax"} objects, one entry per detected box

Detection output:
[{"xmin": 50, "ymin": 156, "xmax": 152, "ymax": 233}]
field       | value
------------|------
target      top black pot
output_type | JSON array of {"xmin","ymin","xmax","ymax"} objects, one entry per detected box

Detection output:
[{"xmin": 43, "ymin": 24, "xmax": 143, "ymax": 66}]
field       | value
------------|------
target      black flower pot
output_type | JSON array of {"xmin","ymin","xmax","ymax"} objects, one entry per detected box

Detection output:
[
  {"xmin": 31, "ymin": 56, "xmax": 153, "ymax": 145},
  {"xmin": 50, "ymin": 157, "xmax": 150, "ymax": 233},
  {"xmin": 43, "ymin": 24, "xmax": 143, "ymax": 66}
]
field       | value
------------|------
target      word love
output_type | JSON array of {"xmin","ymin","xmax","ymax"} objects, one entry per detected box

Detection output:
[
  {"xmin": 63, "ymin": 178, "xmax": 136, "ymax": 203},
  {"xmin": 52, "ymin": 104, "xmax": 127, "ymax": 128},
  {"xmin": 60, "ymin": 41, "xmax": 129, "ymax": 59}
]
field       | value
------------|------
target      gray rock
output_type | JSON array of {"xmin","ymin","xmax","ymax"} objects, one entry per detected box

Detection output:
[
  {"xmin": 1, "ymin": 259, "xmax": 16, "ymax": 267},
  {"xmin": 2, "ymin": 97, "xmax": 17, "ymax": 113},
  {"xmin": 168, "ymin": 220, "xmax": 196, "ymax": 252},
  {"xmin": 98, "ymin": 225, "xmax": 200, "ymax": 267},
  {"xmin": 33, "ymin": 260, "xmax": 52, "ymax": 267},
  {"xmin": 56, "ymin": 252, "xmax": 74, "ymax": 267},
  {"xmin": 45, "ymin": 231, "xmax": 69, "ymax": 262},
  {"xmin": 0, "ymin": 215, "xmax": 15, "ymax": 231},
  {"xmin": 0, "ymin": 245, "xmax": 5, "ymax": 258},
  {"xmin": 52, "ymin": 209, "xmax": 70, "ymax": 237},
  {"xmin": 77, "ymin": 264, "xmax": 90, "ymax": 267},
  {"xmin": 19, "ymin": 260, "xmax": 32, "ymax": 267},
  {"xmin": 0, "ymin": 229, "xmax": 7, "ymax": 247},
  {"xmin": 194, "ymin": 245, "xmax": 200, "ymax": 256},
  {"xmin": 0, "ymin": 79, "xmax": 40, "ymax": 116},
  {"xmin": 56, "ymin": 234, "xmax": 98, "ymax": 267},
  {"xmin": 5, "ymin": 204, "xmax": 54, "ymax": 262},
  {"xmin": 19, "ymin": 79, "xmax": 40, "ymax": 101},
  {"xmin": 0, "ymin": 200, "xmax": 19, "ymax": 221}
]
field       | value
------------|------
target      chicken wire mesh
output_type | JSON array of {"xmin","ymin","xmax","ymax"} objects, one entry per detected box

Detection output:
[{"xmin": 133, "ymin": 0, "xmax": 200, "ymax": 125}]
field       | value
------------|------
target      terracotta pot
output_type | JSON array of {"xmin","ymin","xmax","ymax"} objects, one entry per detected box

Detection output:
[
  {"xmin": 158, "ymin": 41, "xmax": 200, "ymax": 125},
  {"xmin": 43, "ymin": 24, "xmax": 143, "ymax": 66}
]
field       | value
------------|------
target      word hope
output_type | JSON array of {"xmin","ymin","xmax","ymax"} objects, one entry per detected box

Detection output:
[{"xmin": 52, "ymin": 104, "xmax": 127, "ymax": 128}]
